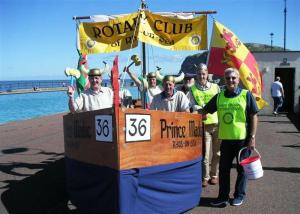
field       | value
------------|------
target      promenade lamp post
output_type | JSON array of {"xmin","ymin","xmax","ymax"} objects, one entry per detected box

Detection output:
[
  {"xmin": 270, "ymin": 33, "xmax": 274, "ymax": 51},
  {"xmin": 283, "ymin": 0, "xmax": 287, "ymax": 51}
]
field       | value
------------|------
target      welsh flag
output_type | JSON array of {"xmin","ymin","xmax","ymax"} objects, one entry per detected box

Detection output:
[{"xmin": 207, "ymin": 20, "xmax": 268, "ymax": 109}]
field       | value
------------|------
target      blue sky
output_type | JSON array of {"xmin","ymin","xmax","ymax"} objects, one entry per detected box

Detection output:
[{"xmin": 0, "ymin": 0, "xmax": 299, "ymax": 80}]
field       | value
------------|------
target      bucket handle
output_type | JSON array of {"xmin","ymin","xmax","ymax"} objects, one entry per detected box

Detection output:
[{"xmin": 238, "ymin": 147, "xmax": 261, "ymax": 164}]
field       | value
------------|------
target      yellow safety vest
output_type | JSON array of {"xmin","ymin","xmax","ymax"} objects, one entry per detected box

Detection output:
[
  {"xmin": 191, "ymin": 83, "xmax": 219, "ymax": 125},
  {"xmin": 217, "ymin": 89, "xmax": 247, "ymax": 140}
]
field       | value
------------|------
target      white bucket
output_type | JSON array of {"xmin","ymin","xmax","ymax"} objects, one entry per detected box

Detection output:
[{"xmin": 238, "ymin": 147, "xmax": 263, "ymax": 180}]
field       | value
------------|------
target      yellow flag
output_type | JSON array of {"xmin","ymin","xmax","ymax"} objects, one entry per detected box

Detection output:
[
  {"xmin": 207, "ymin": 21, "xmax": 268, "ymax": 109},
  {"xmin": 78, "ymin": 10, "xmax": 207, "ymax": 54},
  {"xmin": 79, "ymin": 12, "xmax": 140, "ymax": 54},
  {"xmin": 139, "ymin": 11, "xmax": 207, "ymax": 51}
]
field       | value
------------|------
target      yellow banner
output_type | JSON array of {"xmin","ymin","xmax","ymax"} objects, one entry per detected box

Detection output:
[
  {"xmin": 79, "ymin": 10, "xmax": 207, "ymax": 54},
  {"xmin": 139, "ymin": 11, "xmax": 207, "ymax": 51},
  {"xmin": 79, "ymin": 12, "xmax": 140, "ymax": 54}
]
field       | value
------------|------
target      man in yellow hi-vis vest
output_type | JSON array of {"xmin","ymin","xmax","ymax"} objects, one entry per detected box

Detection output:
[
  {"xmin": 198, "ymin": 67, "xmax": 258, "ymax": 207},
  {"xmin": 187, "ymin": 63, "xmax": 221, "ymax": 188}
]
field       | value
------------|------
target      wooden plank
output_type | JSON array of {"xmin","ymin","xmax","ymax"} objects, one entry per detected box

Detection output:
[
  {"xmin": 119, "ymin": 108, "xmax": 203, "ymax": 169},
  {"xmin": 63, "ymin": 108, "xmax": 203, "ymax": 170},
  {"xmin": 63, "ymin": 108, "xmax": 119, "ymax": 169}
]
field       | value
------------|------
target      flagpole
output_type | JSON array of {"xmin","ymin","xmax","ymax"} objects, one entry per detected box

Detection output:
[
  {"xmin": 72, "ymin": 11, "xmax": 217, "ymax": 20},
  {"xmin": 141, "ymin": 0, "xmax": 147, "ymax": 109},
  {"xmin": 176, "ymin": 11, "xmax": 217, "ymax": 15},
  {"xmin": 206, "ymin": 18, "xmax": 215, "ymax": 69},
  {"xmin": 283, "ymin": 0, "xmax": 287, "ymax": 51}
]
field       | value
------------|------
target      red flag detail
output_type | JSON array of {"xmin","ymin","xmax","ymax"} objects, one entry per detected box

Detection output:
[
  {"xmin": 207, "ymin": 47, "xmax": 228, "ymax": 76},
  {"xmin": 111, "ymin": 56, "xmax": 120, "ymax": 108}
]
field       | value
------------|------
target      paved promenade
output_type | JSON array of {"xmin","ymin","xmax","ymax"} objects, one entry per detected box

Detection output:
[
  {"xmin": 0, "ymin": 87, "xmax": 66, "ymax": 95},
  {"xmin": 0, "ymin": 113, "xmax": 299, "ymax": 213}
]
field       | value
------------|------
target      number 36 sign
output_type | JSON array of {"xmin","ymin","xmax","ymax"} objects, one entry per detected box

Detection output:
[
  {"xmin": 125, "ymin": 114, "xmax": 151, "ymax": 142},
  {"xmin": 95, "ymin": 115, "xmax": 113, "ymax": 142},
  {"xmin": 95, "ymin": 114, "xmax": 151, "ymax": 143}
]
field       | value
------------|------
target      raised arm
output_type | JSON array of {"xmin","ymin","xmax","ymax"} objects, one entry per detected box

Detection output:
[
  {"xmin": 125, "ymin": 68, "xmax": 143, "ymax": 89},
  {"xmin": 67, "ymin": 86, "xmax": 76, "ymax": 113}
]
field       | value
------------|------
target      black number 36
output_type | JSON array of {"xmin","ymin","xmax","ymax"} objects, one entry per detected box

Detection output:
[
  {"xmin": 96, "ymin": 119, "xmax": 109, "ymax": 137},
  {"xmin": 128, "ymin": 118, "xmax": 147, "ymax": 136}
]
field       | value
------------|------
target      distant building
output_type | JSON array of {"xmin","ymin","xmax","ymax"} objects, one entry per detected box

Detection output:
[{"xmin": 253, "ymin": 51, "xmax": 300, "ymax": 114}]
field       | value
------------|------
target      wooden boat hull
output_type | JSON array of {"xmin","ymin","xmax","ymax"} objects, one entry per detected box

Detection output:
[{"xmin": 63, "ymin": 108, "xmax": 203, "ymax": 213}]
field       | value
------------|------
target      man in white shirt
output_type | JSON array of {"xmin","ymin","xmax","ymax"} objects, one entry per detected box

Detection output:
[
  {"xmin": 150, "ymin": 75, "xmax": 190, "ymax": 112},
  {"xmin": 67, "ymin": 68, "xmax": 113, "ymax": 113},
  {"xmin": 271, "ymin": 76, "xmax": 284, "ymax": 115},
  {"xmin": 126, "ymin": 69, "xmax": 162, "ymax": 108}
]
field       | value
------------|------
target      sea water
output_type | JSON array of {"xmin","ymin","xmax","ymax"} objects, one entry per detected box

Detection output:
[
  {"xmin": 0, "ymin": 87, "xmax": 140, "ymax": 124},
  {"xmin": 0, "ymin": 92, "xmax": 68, "ymax": 124}
]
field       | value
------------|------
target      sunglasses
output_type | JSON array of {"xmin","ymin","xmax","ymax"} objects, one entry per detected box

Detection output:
[{"xmin": 225, "ymin": 76, "xmax": 237, "ymax": 80}]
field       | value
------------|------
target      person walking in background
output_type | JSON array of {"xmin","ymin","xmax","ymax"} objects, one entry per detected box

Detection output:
[
  {"xmin": 67, "ymin": 68, "xmax": 113, "ymax": 113},
  {"xmin": 187, "ymin": 63, "xmax": 220, "ymax": 187},
  {"xmin": 271, "ymin": 76, "xmax": 284, "ymax": 116},
  {"xmin": 198, "ymin": 67, "xmax": 259, "ymax": 207},
  {"xmin": 150, "ymin": 75, "xmax": 190, "ymax": 112}
]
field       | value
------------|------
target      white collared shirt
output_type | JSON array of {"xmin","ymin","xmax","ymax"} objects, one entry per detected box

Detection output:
[
  {"xmin": 74, "ymin": 87, "xmax": 113, "ymax": 112},
  {"xmin": 150, "ymin": 90, "xmax": 190, "ymax": 112}
]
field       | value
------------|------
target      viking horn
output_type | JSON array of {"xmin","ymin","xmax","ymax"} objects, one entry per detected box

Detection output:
[
  {"xmin": 155, "ymin": 69, "xmax": 164, "ymax": 82},
  {"xmin": 174, "ymin": 72, "xmax": 185, "ymax": 83},
  {"xmin": 99, "ymin": 61, "xmax": 109, "ymax": 74},
  {"xmin": 155, "ymin": 70, "xmax": 185, "ymax": 83}
]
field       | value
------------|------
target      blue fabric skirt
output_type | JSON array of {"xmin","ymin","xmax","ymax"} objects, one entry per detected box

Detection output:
[{"xmin": 65, "ymin": 157, "xmax": 202, "ymax": 214}]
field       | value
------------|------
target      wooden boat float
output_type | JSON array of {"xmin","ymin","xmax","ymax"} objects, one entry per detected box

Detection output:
[{"xmin": 64, "ymin": 107, "xmax": 203, "ymax": 213}]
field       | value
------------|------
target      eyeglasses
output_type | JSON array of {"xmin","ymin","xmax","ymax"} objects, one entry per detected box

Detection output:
[{"xmin": 225, "ymin": 76, "xmax": 237, "ymax": 80}]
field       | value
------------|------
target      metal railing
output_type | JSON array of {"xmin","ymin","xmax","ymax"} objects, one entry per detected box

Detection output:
[{"xmin": 0, "ymin": 80, "xmax": 69, "ymax": 91}]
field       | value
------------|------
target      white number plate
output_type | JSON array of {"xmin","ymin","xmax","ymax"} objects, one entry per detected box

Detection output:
[
  {"xmin": 95, "ymin": 115, "xmax": 113, "ymax": 142},
  {"xmin": 125, "ymin": 114, "xmax": 151, "ymax": 142}
]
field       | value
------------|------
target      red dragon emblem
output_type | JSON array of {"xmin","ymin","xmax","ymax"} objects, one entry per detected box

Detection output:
[{"xmin": 220, "ymin": 28, "xmax": 241, "ymax": 66}]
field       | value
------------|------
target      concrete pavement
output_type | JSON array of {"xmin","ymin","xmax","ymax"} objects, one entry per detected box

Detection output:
[
  {"xmin": 0, "ymin": 113, "xmax": 299, "ymax": 213},
  {"xmin": 189, "ymin": 114, "xmax": 300, "ymax": 214}
]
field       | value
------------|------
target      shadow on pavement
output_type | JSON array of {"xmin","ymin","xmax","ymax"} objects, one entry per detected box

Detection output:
[
  {"xmin": 282, "ymin": 142, "xmax": 300, "ymax": 148},
  {"xmin": 0, "ymin": 149, "xmax": 65, "ymax": 179},
  {"xmin": 262, "ymin": 166, "xmax": 300, "ymax": 173},
  {"xmin": 1, "ymin": 158, "xmax": 78, "ymax": 214},
  {"xmin": 259, "ymin": 120, "xmax": 291, "ymax": 124},
  {"xmin": 287, "ymin": 113, "xmax": 300, "ymax": 131},
  {"xmin": 1, "ymin": 148, "xmax": 29, "ymax": 154},
  {"xmin": 198, "ymin": 197, "xmax": 228, "ymax": 208}
]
